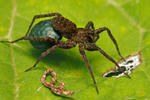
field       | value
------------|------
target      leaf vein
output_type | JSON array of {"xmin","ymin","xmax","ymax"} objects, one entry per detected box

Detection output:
[{"xmin": 8, "ymin": 0, "xmax": 19, "ymax": 100}]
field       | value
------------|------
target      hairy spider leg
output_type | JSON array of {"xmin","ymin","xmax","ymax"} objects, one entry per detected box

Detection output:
[
  {"xmin": 85, "ymin": 21, "xmax": 95, "ymax": 30},
  {"xmin": 0, "ymin": 36, "xmax": 60, "ymax": 72},
  {"xmin": 25, "ymin": 40, "xmax": 76, "ymax": 72},
  {"xmin": 0, "ymin": 13, "xmax": 61, "ymax": 43},
  {"xmin": 0, "ymin": 36, "xmax": 57, "ymax": 43},
  {"xmin": 25, "ymin": 13, "xmax": 61, "ymax": 37},
  {"xmin": 96, "ymin": 46, "xmax": 131, "ymax": 78},
  {"xmin": 86, "ymin": 23, "xmax": 128, "ymax": 77},
  {"xmin": 79, "ymin": 45, "xmax": 99, "ymax": 94},
  {"xmin": 85, "ymin": 21, "xmax": 99, "ymax": 42},
  {"xmin": 0, "ymin": 37, "xmax": 26, "ymax": 43},
  {"xmin": 85, "ymin": 44, "xmax": 131, "ymax": 78},
  {"xmin": 95, "ymin": 27, "xmax": 125, "ymax": 61},
  {"xmin": 25, "ymin": 45, "xmax": 58, "ymax": 72}
]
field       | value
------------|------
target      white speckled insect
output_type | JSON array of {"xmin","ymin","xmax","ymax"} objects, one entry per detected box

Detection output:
[{"xmin": 103, "ymin": 52, "xmax": 142, "ymax": 78}]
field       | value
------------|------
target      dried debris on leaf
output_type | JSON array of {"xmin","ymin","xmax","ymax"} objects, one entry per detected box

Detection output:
[
  {"xmin": 41, "ymin": 69, "xmax": 74, "ymax": 95},
  {"xmin": 103, "ymin": 52, "xmax": 142, "ymax": 78}
]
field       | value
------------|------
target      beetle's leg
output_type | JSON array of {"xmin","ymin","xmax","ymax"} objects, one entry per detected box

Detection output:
[
  {"xmin": 25, "ymin": 40, "xmax": 76, "ymax": 72},
  {"xmin": 79, "ymin": 44, "xmax": 99, "ymax": 94},
  {"xmin": 25, "ymin": 13, "xmax": 61, "ymax": 37},
  {"xmin": 25, "ymin": 45, "xmax": 58, "ymax": 72},
  {"xmin": 95, "ymin": 27, "xmax": 125, "ymax": 61},
  {"xmin": 85, "ymin": 44, "xmax": 131, "ymax": 78}
]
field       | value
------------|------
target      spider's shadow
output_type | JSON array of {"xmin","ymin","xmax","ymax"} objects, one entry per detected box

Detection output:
[{"xmin": 29, "ymin": 48, "xmax": 85, "ymax": 71}]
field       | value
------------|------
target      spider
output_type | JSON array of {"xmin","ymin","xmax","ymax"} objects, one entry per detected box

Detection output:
[{"xmin": 0, "ymin": 13, "xmax": 130, "ymax": 94}]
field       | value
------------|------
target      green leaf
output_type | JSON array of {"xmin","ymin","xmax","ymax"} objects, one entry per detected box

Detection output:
[{"xmin": 0, "ymin": 0, "xmax": 150, "ymax": 100}]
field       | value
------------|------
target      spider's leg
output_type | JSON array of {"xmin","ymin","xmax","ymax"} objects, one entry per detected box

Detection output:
[
  {"xmin": 79, "ymin": 44, "xmax": 99, "ymax": 94},
  {"xmin": 86, "ymin": 44, "xmax": 131, "ymax": 78},
  {"xmin": 0, "ymin": 36, "xmax": 39, "ymax": 43},
  {"xmin": 97, "ymin": 46, "xmax": 131, "ymax": 78},
  {"xmin": 0, "ymin": 13, "xmax": 61, "ymax": 43},
  {"xmin": 85, "ymin": 21, "xmax": 99, "ymax": 42},
  {"xmin": 25, "ymin": 13, "xmax": 61, "ymax": 37},
  {"xmin": 85, "ymin": 21, "xmax": 95, "ymax": 30},
  {"xmin": 95, "ymin": 27, "xmax": 125, "ymax": 60},
  {"xmin": 25, "ymin": 40, "xmax": 76, "ymax": 72},
  {"xmin": 25, "ymin": 45, "xmax": 58, "ymax": 72},
  {"xmin": 57, "ymin": 40, "xmax": 77, "ymax": 49},
  {"xmin": 0, "ymin": 37, "xmax": 26, "ymax": 43},
  {"xmin": 0, "ymin": 36, "xmax": 58, "ymax": 44}
]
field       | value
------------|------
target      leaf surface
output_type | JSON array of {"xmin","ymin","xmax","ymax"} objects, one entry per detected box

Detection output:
[{"xmin": 0, "ymin": 0, "xmax": 150, "ymax": 100}]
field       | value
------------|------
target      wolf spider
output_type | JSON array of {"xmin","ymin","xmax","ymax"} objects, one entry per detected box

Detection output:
[{"xmin": 0, "ymin": 13, "xmax": 130, "ymax": 94}]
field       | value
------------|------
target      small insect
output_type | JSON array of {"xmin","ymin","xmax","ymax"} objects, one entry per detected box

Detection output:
[
  {"xmin": 103, "ymin": 52, "xmax": 142, "ymax": 78},
  {"xmin": 0, "ymin": 13, "xmax": 130, "ymax": 94},
  {"xmin": 41, "ymin": 69, "xmax": 74, "ymax": 95}
]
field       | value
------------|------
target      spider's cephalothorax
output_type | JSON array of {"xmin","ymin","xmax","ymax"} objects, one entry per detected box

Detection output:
[{"xmin": 0, "ymin": 13, "xmax": 130, "ymax": 94}]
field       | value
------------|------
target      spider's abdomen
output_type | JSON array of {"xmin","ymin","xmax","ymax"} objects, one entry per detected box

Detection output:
[{"xmin": 29, "ymin": 20, "xmax": 62, "ymax": 49}]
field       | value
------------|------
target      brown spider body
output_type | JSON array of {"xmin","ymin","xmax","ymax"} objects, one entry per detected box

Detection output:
[
  {"xmin": 52, "ymin": 16, "xmax": 95, "ymax": 44},
  {"xmin": 0, "ymin": 13, "xmax": 130, "ymax": 94}
]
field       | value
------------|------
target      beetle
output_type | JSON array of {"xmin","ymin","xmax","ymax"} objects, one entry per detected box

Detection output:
[{"xmin": 0, "ymin": 13, "xmax": 130, "ymax": 94}]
